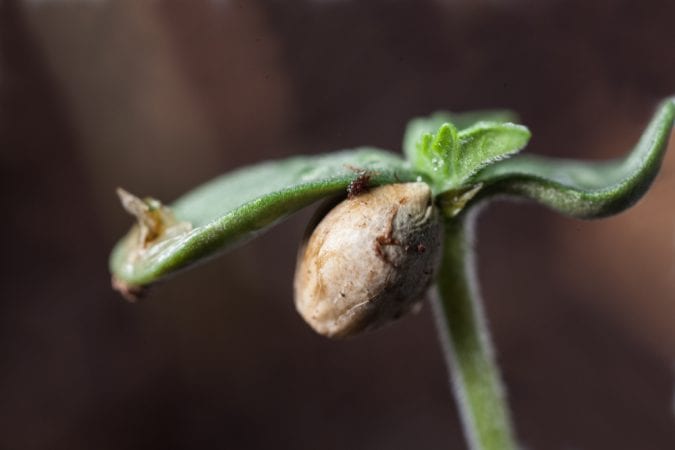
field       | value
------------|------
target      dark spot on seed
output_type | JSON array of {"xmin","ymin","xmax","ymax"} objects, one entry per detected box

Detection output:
[{"xmin": 347, "ymin": 172, "xmax": 372, "ymax": 198}]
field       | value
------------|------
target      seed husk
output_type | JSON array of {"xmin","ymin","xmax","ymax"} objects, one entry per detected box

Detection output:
[{"xmin": 294, "ymin": 182, "xmax": 443, "ymax": 338}]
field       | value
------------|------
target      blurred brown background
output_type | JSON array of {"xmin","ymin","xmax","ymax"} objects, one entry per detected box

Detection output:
[{"xmin": 2, "ymin": 0, "xmax": 675, "ymax": 449}]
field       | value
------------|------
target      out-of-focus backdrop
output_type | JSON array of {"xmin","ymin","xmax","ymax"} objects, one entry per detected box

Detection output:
[{"xmin": 2, "ymin": 1, "xmax": 675, "ymax": 449}]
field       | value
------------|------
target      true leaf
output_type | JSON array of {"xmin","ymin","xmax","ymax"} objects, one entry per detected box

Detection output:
[
  {"xmin": 403, "ymin": 109, "xmax": 520, "ymax": 164},
  {"xmin": 407, "ymin": 118, "xmax": 530, "ymax": 193},
  {"xmin": 410, "ymin": 123, "xmax": 459, "ymax": 192},
  {"xmin": 455, "ymin": 122, "xmax": 531, "ymax": 184}
]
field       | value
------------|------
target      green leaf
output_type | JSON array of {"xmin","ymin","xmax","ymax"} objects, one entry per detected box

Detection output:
[
  {"xmin": 472, "ymin": 99, "xmax": 675, "ymax": 218},
  {"xmin": 406, "ymin": 117, "xmax": 530, "ymax": 193},
  {"xmin": 455, "ymin": 122, "xmax": 531, "ymax": 183},
  {"xmin": 403, "ymin": 109, "xmax": 520, "ymax": 163},
  {"xmin": 410, "ymin": 123, "xmax": 460, "ymax": 191},
  {"xmin": 110, "ymin": 148, "xmax": 418, "ymax": 290}
]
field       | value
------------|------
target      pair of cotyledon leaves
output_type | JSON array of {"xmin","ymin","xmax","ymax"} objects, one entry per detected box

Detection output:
[{"xmin": 110, "ymin": 99, "xmax": 674, "ymax": 290}]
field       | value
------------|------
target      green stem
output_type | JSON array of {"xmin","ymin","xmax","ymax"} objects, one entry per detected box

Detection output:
[{"xmin": 431, "ymin": 215, "xmax": 518, "ymax": 450}]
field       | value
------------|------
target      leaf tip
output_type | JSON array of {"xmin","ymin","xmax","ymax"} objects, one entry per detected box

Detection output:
[
  {"xmin": 116, "ymin": 188, "xmax": 192, "ymax": 248},
  {"xmin": 111, "ymin": 275, "xmax": 147, "ymax": 302}
]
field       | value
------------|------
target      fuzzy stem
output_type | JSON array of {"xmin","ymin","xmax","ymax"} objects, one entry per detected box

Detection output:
[{"xmin": 431, "ymin": 216, "xmax": 518, "ymax": 450}]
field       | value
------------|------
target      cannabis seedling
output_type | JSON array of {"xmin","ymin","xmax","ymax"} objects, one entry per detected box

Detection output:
[{"xmin": 110, "ymin": 99, "xmax": 675, "ymax": 450}]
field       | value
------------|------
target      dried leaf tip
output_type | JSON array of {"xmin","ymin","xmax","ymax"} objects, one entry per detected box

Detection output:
[
  {"xmin": 111, "ymin": 275, "xmax": 147, "ymax": 303},
  {"xmin": 112, "ymin": 189, "xmax": 193, "ymax": 301},
  {"xmin": 116, "ymin": 188, "xmax": 192, "ymax": 248}
]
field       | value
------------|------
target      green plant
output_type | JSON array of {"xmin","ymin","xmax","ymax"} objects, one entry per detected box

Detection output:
[{"xmin": 110, "ymin": 98, "xmax": 675, "ymax": 450}]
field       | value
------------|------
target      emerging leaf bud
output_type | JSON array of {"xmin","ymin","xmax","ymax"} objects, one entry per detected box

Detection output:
[{"xmin": 294, "ymin": 182, "xmax": 443, "ymax": 338}]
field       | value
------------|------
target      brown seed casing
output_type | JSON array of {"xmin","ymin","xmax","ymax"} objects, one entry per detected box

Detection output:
[{"xmin": 294, "ymin": 182, "xmax": 443, "ymax": 338}]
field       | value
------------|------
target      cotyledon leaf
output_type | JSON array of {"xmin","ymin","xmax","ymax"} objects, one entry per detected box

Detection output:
[
  {"xmin": 110, "ymin": 148, "xmax": 419, "ymax": 291},
  {"xmin": 471, "ymin": 99, "xmax": 675, "ymax": 218}
]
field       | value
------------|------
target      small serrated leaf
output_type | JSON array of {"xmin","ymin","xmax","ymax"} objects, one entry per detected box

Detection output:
[
  {"xmin": 472, "ymin": 99, "xmax": 675, "ymax": 218},
  {"xmin": 457, "ymin": 122, "xmax": 531, "ymax": 181},
  {"xmin": 409, "ymin": 123, "xmax": 462, "ymax": 192},
  {"xmin": 110, "ymin": 148, "xmax": 417, "ymax": 289},
  {"xmin": 403, "ymin": 109, "xmax": 520, "ymax": 163},
  {"xmin": 405, "ymin": 113, "xmax": 529, "ymax": 194},
  {"xmin": 429, "ymin": 123, "xmax": 459, "ymax": 180}
]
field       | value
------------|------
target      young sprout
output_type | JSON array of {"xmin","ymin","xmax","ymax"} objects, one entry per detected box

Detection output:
[{"xmin": 110, "ymin": 99, "xmax": 674, "ymax": 450}]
